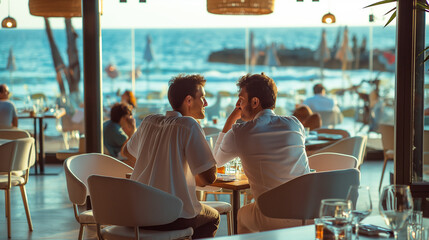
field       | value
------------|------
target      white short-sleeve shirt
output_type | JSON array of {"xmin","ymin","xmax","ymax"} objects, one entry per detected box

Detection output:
[
  {"xmin": 303, "ymin": 94, "xmax": 339, "ymax": 112},
  {"xmin": 127, "ymin": 111, "xmax": 216, "ymax": 219},
  {"xmin": 214, "ymin": 109, "xmax": 310, "ymax": 199}
]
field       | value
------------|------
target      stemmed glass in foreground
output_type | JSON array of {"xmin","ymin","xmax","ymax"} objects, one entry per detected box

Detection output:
[
  {"xmin": 319, "ymin": 199, "xmax": 353, "ymax": 240},
  {"xmin": 347, "ymin": 185, "xmax": 373, "ymax": 240},
  {"xmin": 379, "ymin": 185, "xmax": 414, "ymax": 240}
]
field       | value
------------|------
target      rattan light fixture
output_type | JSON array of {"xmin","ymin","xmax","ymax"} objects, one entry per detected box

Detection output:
[
  {"xmin": 29, "ymin": 0, "xmax": 82, "ymax": 17},
  {"xmin": 322, "ymin": 12, "xmax": 336, "ymax": 24},
  {"xmin": 207, "ymin": 0, "xmax": 275, "ymax": 15},
  {"xmin": 2, "ymin": 0, "xmax": 17, "ymax": 28}
]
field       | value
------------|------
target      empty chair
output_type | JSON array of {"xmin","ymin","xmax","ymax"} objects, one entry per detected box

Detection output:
[
  {"xmin": 308, "ymin": 152, "xmax": 358, "ymax": 172},
  {"xmin": 0, "ymin": 138, "xmax": 35, "ymax": 238},
  {"xmin": 0, "ymin": 129, "xmax": 36, "ymax": 173},
  {"xmin": 257, "ymin": 169, "xmax": 360, "ymax": 225},
  {"xmin": 317, "ymin": 111, "xmax": 344, "ymax": 128},
  {"xmin": 313, "ymin": 128, "xmax": 350, "ymax": 138},
  {"xmin": 312, "ymin": 136, "xmax": 367, "ymax": 168},
  {"xmin": 63, "ymin": 153, "xmax": 134, "ymax": 240},
  {"xmin": 378, "ymin": 124, "xmax": 394, "ymax": 191},
  {"xmin": 88, "ymin": 175, "xmax": 194, "ymax": 240}
]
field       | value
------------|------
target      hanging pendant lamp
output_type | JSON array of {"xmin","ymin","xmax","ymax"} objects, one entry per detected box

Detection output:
[
  {"xmin": 2, "ymin": 0, "xmax": 17, "ymax": 28},
  {"xmin": 207, "ymin": 0, "xmax": 275, "ymax": 15},
  {"xmin": 29, "ymin": 0, "xmax": 82, "ymax": 17},
  {"xmin": 322, "ymin": 12, "xmax": 336, "ymax": 24}
]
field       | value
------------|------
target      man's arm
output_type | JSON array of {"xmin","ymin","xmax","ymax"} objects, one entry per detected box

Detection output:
[
  {"xmin": 222, "ymin": 105, "xmax": 241, "ymax": 133},
  {"xmin": 195, "ymin": 165, "xmax": 217, "ymax": 187},
  {"xmin": 12, "ymin": 116, "xmax": 18, "ymax": 128},
  {"xmin": 120, "ymin": 138, "xmax": 136, "ymax": 162}
]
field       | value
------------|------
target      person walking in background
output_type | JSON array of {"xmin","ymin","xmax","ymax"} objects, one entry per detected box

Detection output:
[
  {"xmin": 0, "ymin": 84, "xmax": 18, "ymax": 129},
  {"xmin": 121, "ymin": 74, "xmax": 219, "ymax": 238},
  {"xmin": 303, "ymin": 83, "xmax": 340, "ymax": 113},
  {"xmin": 103, "ymin": 102, "xmax": 136, "ymax": 159},
  {"xmin": 213, "ymin": 73, "xmax": 310, "ymax": 233},
  {"xmin": 121, "ymin": 90, "xmax": 137, "ymax": 110}
]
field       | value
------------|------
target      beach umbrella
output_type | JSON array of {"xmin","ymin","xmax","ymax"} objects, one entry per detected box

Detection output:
[
  {"xmin": 314, "ymin": 29, "xmax": 331, "ymax": 81},
  {"xmin": 143, "ymin": 34, "xmax": 154, "ymax": 92},
  {"xmin": 335, "ymin": 27, "xmax": 354, "ymax": 85},
  {"xmin": 264, "ymin": 42, "xmax": 280, "ymax": 74},
  {"xmin": 6, "ymin": 47, "xmax": 16, "ymax": 91}
]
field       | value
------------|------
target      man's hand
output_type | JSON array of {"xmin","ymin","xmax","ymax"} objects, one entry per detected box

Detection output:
[
  {"xmin": 121, "ymin": 115, "xmax": 136, "ymax": 138},
  {"xmin": 222, "ymin": 105, "xmax": 241, "ymax": 133},
  {"xmin": 195, "ymin": 166, "xmax": 217, "ymax": 187}
]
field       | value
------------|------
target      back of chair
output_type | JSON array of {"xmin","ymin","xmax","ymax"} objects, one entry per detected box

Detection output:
[
  {"xmin": 88, "ymin": 175, "xmax": 183, "ymax": 227},
  {"xmin": 317, "ymin": 111, "xmax": 343, "ymax": 127},
  {"xmin": 313, "ymin": 136, "xmax": 367, "ymax": 167},
  {"xmin": 257, "ymin": 168, "xmax": 360, "ymax": 220},
  {"xmin": 308, "ymin": 153, "xmax": 357, "ymax": 172},
  {"xmin": 0, "ymin": 138, "xmax": 34, "ymax": 172},
  {"xmin": 0, "ymin": 129, "xmax": 31, "ymax": 139},
  {"xmin": 0, "ymin": 129, "xmax": 35, "ymax": 167},
  {"xmin": 63, "ymin": 153, "xmax": 134, "ymax": 205},
  {"xmin": 378, "ymin": 124, "xmax": 394, "ymax": 152},
  {"xmin": 313, "ymin": 128, "xmax": 350, "ymax": 138},
  {"xmin": 203, "ymin": 127, "xmax": 221, "ymax": 136}
]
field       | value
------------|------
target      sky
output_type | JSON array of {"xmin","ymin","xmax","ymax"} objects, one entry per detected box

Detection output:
[{"xmin": 1, "ymin": 0, "xmax": 395, "ymax": 29}]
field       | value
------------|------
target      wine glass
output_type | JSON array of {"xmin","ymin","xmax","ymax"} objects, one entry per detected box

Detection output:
[
  {"xmin": 346, "ymin": 185, "xmax": 373, "ymax": 240},
  {"xmin": 319, "ymin": 199, "xmax": 353, "ymax": 240},
  {"xmin": 379, "ymin": 185, "xmax": 414, "ymax": 240}
]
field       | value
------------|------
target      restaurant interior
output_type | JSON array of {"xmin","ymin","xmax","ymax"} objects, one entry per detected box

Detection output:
[{"xmin": 0, "ymin": 0, "xmax": 428, "ymax": 239}]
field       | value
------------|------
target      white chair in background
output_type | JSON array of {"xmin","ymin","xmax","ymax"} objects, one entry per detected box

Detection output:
[
  {"xmin": 308, "ymin": 152, "xmax": 357, "ymax": 172},
  {"xmin": 88, "ymin": 175, "xmax": 194, "ymax": 240},
  {"xmin": 378, "ymin": 124, "xmax": 394, "ymax": 191},
  {"xmin": 312, "ymin": 136, "xmax": 367, "ymax": 168},
  {"xmin": 0, "ymin": 129, "xmax": 36, "ymax": 172},
  {"xmin": 0, "ymin": 138, "xmax": 35, "ymax": 238},
  {"xmin": 203, "ymin": 126, "xmax": 221, "ymax": 136},
  {"xmin": 63, "ymin": 153, "xmax": 133, "ymax": 240},
  {"xmin": 257, "ymin": 169, "xmax": 360, "ymax": 225}
]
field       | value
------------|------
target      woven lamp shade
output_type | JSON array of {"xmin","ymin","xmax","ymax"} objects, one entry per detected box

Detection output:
[
  {"xmin": 2, "ymin": 17, "xmax": 17, "ymax": 28},
  {"xmin": 207, "ymin": 0, "xmax": 275, "ymax": 15},
  {"xmin": 29, "ymin": 0, "xmax": 82, "ymax": 17}
]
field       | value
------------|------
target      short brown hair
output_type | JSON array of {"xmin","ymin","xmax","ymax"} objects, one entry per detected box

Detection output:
[
  {"xmin": 110, "ymin": 102, "xmax": 132, "ymax": 123},
  {"xmin": 236, "ymin": 73, "xmax": 277, "ymax": 109},
  {"xmin": 313, "ymin": 84, "xmax": 325, "ymax": 94},
  {"xmin": 168, "ymin": 74, "xmax": 206, "ymax": 110}
]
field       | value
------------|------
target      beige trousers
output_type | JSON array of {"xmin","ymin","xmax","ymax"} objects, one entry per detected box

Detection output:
[{"xmin": 237, "ymin": 202, "xmax": 303, "ymax": 234}]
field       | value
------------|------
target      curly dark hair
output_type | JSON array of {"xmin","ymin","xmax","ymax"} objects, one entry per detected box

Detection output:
[
  {"xmin": 236, "ymin": 73, "xmax": 277, "ymax": 109},
  {"xmin": 168, "ymin": 74, "xmax": 206, "ymax": 110},
  {"xmin": 110, "ymin": 102, "xmax": 132, "ymax": 123},
  {"xmin": 313, "ymin": 84, "xmax": 325, "ymax": 94}
]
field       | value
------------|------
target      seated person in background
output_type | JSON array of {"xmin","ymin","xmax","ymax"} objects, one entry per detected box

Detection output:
[
  {"xmin": 121, "ymin": 90, "xmax": 137, "ymax": 110},
  {"xmin": 293, "ymin": 104, "xmax": 322, "ymax": 130},
  {"xmin": 121, "ymin": 74, "xmax": 219, "ymax": 239},
  {"xmin": 303, "ymin": 83, "xmax": 340, "ymax": 113},
  {"xmin": 0, "ymin": 84, "xmax": 18, "ymax": 129},
  {"xmin": 103, "ymin": 102, "xmax": 136, "ymax": 158},
  {"xmin": 213, "ymin": 73, "xmax": 310, "ymax": 234}
]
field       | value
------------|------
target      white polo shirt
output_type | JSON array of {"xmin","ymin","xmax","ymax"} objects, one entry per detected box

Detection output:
[
  {"xmin": 214, "ymin": 109, "xmax": 310, "ymax": 199},
  {"xmin": 127, "ymin": 111, "xmax": 216, "ymax": 219}
]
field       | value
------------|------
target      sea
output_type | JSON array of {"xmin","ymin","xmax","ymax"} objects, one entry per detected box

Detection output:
[{"xmin": 0, "ymin": 26, "xmax": 425, "ymax": 136}]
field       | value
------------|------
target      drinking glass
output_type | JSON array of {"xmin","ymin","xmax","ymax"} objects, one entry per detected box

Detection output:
[
  {"xmin": 407, "ymin": 211, "xmax": 423, "ymax": 240},
  {"xmin": 319, "ymin": 199, "xmax": 353, "ymax": 240},
  {"xmin": 379, "ymin": 185, "xmax": 414, "ymax": 240},
  {"xmin": 347, "ymin": 185, "xmax": 373, "ymax": 240}
]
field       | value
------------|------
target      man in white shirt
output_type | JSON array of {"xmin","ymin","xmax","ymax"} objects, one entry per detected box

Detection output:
[
  {"xmin": 303, "ymin": 83, "xmax": 339, "ymax": 112},
  {"xmin": 0, "ymin": 84, "xmax": 18, "ymax": 128},
  {"xmin": 213, "ymin": 73, "xmax": 310, "ymax": 233},
  {"xmin": 122, "ymin": 74, "xmax": 219, "ymax": 238}
]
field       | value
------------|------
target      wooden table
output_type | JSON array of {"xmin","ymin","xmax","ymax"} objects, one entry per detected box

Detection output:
[
  {"xmin": 210, "ymin": 178, "xmax": 250, "ymax": 234},
  {"xmin": 18, "ymin": 109, "xmax": 65, "ymax": 174}
]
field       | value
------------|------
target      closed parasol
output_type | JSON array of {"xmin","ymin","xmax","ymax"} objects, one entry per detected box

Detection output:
[
  {"xmin": 6, "ymin": 47, "xmax": 16, "ymax": 91},
  {"xmin": 314, "ymin": 29, "xmax": 331, "ymax": 81},
  {"xmin": 143, "ymin": 34, "xmax": 155, "ymax": 92},
  {"xmin": 264, "ymin": 42, "xmax": 280, "ymax": 74},
  {"xmin": 335, "ymin": 26, "xmax": 354, "ymax": 85}
]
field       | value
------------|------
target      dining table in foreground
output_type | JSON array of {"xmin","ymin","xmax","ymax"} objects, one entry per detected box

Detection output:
[{"xmin": 210, "ymin": 178, "xmax": 250, "ymax": 235}]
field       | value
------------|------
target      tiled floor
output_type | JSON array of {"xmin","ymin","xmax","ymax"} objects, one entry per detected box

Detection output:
[{"xmin": 0, "ymin": 160, "xmax": 392, "ymax": 239}]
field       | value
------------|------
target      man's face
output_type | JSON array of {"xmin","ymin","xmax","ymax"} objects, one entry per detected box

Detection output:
[
  {"xmin": 188, "ymin": 85, "xmax": 208, "ymax": 119},
  {"xmin": 237, "ymin": 88, "xmax": 255, "ymax": 121}
]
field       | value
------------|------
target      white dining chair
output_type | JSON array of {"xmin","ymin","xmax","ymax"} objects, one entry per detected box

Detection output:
[
  {"xmin": 257, "ymin": 169, "xmax": 360, "ymax": 225},
  {"xmin": 88, "ymin": 175, "xmax": 193, "ymax": 240},
  {"xmin": 313, "ymin": 128, "xmax": 351, "ymax": 138},
  {"xmin": 0, "ymin": 138, "xmax": 35, "ymax": 238},
  {"xmin": 308, "ymin": 152, "xmax": 357, "ymax": 172},
  {"xmin": 378, "ymin": 124, "xmax": 394, "ymax": 191},
  {"xmin": 63, "ymin": 153, "xmax": 134, "ymax": 240},
  {"xmin": 0, "ymin": 129, "xmax": 36, "ymax": 175}
]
